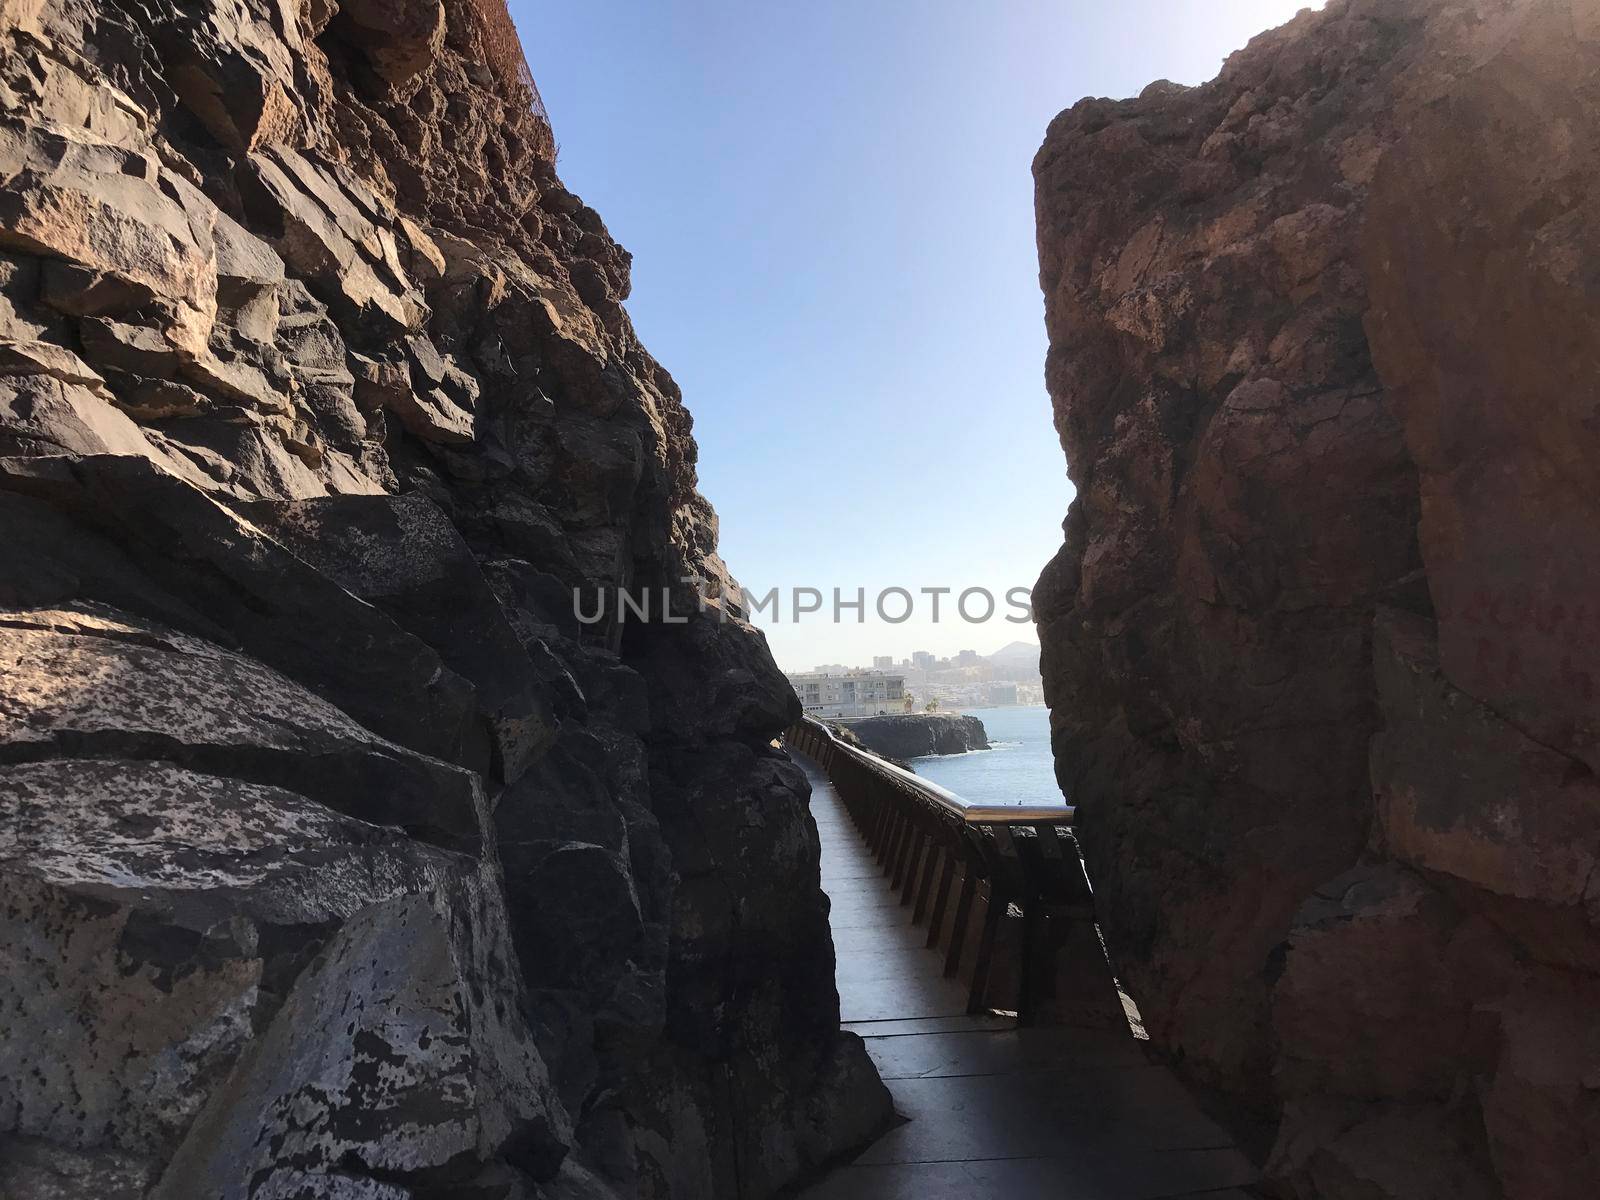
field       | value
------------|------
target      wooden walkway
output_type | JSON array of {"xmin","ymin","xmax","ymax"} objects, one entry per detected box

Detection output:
[{"xmin": 795, "ymin": 752, "xmax": 1259, "ymax": 1200}]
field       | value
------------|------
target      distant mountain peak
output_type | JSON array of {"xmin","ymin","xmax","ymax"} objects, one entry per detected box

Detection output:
[{"xmin": 985, "ymin": 639, "xmax": 1040, "ymax": 662}]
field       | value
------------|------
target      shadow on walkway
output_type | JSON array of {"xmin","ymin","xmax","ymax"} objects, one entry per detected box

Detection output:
[{"xmin": 794, "ymin": 752, "xmax": 1259, "ymax": 1200}]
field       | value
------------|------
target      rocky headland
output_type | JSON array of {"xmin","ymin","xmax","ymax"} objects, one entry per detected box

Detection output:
[
  {"xmin": 834, "ymin": 712, "xmax": 990, "ymax": 760},
  {"xmin": 0, "ymin": 1, "xmax": 889, "ymax": 1197},
  {"xmin": 1033, "ymin": 0, "xmax": 1600, "ymax": 1195}
]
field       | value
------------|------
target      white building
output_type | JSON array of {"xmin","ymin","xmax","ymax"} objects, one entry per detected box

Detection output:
[{"xmin": 788, "ymin": 669, "xmax": 906, "ymax": 717}]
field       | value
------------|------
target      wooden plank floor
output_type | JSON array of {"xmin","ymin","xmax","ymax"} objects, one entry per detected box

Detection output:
[{"xmin": 796, "ymin": 752, "xmax": 1260, "ymax": 1200}]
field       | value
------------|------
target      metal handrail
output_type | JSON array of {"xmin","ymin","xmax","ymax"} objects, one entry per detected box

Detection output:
[{"xmin": 799, "ymin": 716, "xmax": 1075, "ymax": 825}]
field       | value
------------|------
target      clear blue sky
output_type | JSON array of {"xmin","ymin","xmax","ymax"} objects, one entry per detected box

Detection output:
[{"xmin": 512, "ymin": 1, "xmax": 1318, "ymax": 671}]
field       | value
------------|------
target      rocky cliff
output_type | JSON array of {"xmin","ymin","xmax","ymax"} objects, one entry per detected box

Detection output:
[
  {"xmin": 834, "ymin": 713, "xmax": 989, "ymax": 760},
  {"xmin": 1033, "ymin": 0, "xmax": 1599, "ymax": 1196},
  {"xmin": 0, "ymin": 2, "xmax": 889, "ymax": 1197}
]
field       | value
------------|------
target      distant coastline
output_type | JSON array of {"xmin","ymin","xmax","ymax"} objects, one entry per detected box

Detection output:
[{"xmin": 832, "ymin": 712, "xmax": 989, "ymax": 759}]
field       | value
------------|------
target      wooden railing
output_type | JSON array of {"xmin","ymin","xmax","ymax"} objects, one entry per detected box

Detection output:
[{"xmin": 785, "ymin": 716, "xmax": 1128, "ymax": 1029}]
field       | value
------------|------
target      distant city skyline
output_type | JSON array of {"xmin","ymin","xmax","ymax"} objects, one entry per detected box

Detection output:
[
  {"xmin": 519, "ymin": 0, "xmax": 1322, "ymax": 673},
  {"xmin": 800, "ymin": 635, "xmax": 1038, "ymax": 673},
  {"xmin": 789, "ymin": 636, "xmax": 1044, "ymax": 714}
]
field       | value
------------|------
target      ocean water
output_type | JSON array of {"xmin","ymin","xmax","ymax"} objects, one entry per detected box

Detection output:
[{"xmin": 911, "ymin": 706, "xmax": 1065, "ymax": 808}]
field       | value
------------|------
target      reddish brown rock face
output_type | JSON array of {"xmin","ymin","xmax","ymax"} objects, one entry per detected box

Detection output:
[
  {"xmin": 1034, "ymin": 0, "xmax": 1600, "ymax": 1195},
  {"xmin": 1363, "ymin": 0, "xmax": 1600, "ymax": 772},
  {"xmin": 1033, "ymin": 0, "xmax": 1430, "ymax": 1120}
]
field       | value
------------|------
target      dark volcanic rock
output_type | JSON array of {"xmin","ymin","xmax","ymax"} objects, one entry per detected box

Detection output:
[
  {"xmin": 835, "ymin": 712, "xmax": 990, "ymax": 760},
  {"xmin": 1033, "ymin": 0, "xmax": 1600, "ymax": 1196},
  {"xmin": 0, "ymin": 1, "xmax": 888, "ymax": 1196}
]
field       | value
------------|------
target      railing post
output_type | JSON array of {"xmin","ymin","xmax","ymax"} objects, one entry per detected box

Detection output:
[
  {"xmin": 958, "ymin": 878, "xmax": 1006, "ymax": 1013},
  {"xmin": 888, "ymin": 809, "xmax": 918, "ymax": 885},
  {"xmin": 899, "ymin": 829, "xmax": 929, "ymax": 905},
  {"xmin": 910, "ymin": 839, "xmax": 943, "ymax": 923},
  {"xmin": 940, "ymin": 864, "xmax": 976, "ymax": 977},
  {"xmin": 880, "ymin": 804, "xmax": 908, "ymax": 871},
  {"xmin": 922, "ymin": 847, "xmax": 958, "ymax": 945}
]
